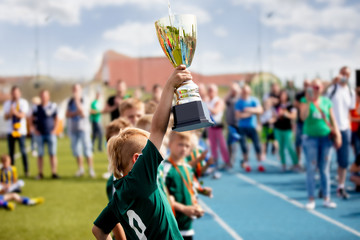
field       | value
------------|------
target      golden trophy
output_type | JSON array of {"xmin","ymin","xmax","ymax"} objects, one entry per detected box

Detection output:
[{"xmin": 155, "ymin": 14, "xmax": 213, "ymax": 132}]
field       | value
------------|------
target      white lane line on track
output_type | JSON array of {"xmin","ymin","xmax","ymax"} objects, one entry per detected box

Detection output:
[
  {"xmin": 198, "ymin": 198, "xmax": 244, "ymax": 240},
  {"xmin": 236, "ymin": 173, "xmax": 360, "ymax": 238}
]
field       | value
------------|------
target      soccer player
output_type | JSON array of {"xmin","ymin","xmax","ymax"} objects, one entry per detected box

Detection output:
[
  {"xmin": 92, "ymin": 65, "xmax": 192, "ymax": 240},
  {"xmin": 0, "ymin": 155, "xmax": 24, "ymax": 193},
  {"xmin": 0, "ymin": 191, "xmax": 44, "ymax": 210},
  {"xmin": 162, "ymin": 131, "xmax": 212, "ymax": 240}
]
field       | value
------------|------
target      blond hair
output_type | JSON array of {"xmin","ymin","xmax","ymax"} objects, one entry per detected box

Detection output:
[
  {"xmin": 107, "ymin": 128, "xmax": 149, "ymax": 179},
  {"xmin": 136, "ymin": 114, "xmax": 153, "ymax": 132},
  {"xmin": 169, "ymin": 131, "xmax": 193, "ymax": 144},
  {"xmin": 1, "ymin": 154, "xmax": 10, "ymax": 164},
  {"xmin": 105, "ymin": 117, "xmax": 132, "ymax": 141},
  {"xmin": 120, "ymin": 98, "xmax": 144, "ymax": 114}
]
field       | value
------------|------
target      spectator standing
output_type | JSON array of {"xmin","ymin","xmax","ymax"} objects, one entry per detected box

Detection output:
[
  {"xmin": 30, "ymin": 90, "xmax": 59, "ymax": 179},
  {"xmin": 225, "ymin": 82, "xmax": 241, "ymax": 165},
  {"xmin": 90, "ymin": 92, "xmax": 103, "ymax": 152},
  {"xmin": 66, "ymin": 84, "xmax": 95, "ymax": 178},
  {"xmin": 294, "ymin": 79, "xmax": 311, "ymax": 166},
  {"xmin": 326, "ymin": 66, "xmax": 355, "ymax": 199},
  {"xmin": 300, "ymin": 79, "xmax": 341, "ymax": 209},
  {"xmin": 273, "ymin": 90, "xmax": 299, "ymax": 171},
  {"xmin": 235, "ymin": 85, "xmax": 264, "ymax": 172},
  {"xmin": 3, "ymin": 86, "xmax": 29, "ymax": 176},
  {"xmin": 28, "ymin": 96, "xmax": 41, "ymax": 157},
  {"xmin": 207, "ymin": 84, "xmax": 231, "ymax": 169},
  {"xmin": 103, "ymin": 80, "xmax": 129, "ymax": 121}
]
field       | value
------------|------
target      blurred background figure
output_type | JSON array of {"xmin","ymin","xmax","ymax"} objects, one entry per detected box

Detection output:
[
  {"xmin": 225, "ymin": 82, "xmax": 241, "ymax": 166},
  {"xmin": 66, "ymin": 84, "xmax": 95, "ymax": 178},
  {"xmin": 28, "ymin": 96, "xmax": 41, "ymax": 157},
  {"xmin": 294, "ymin": 79, "xmax": 311, "ymax": 168},
  {"xmin": 3, "ymin": 86, "xmax": 29, "ymax": 176},
  {"xmin": 90, "ymin": 91, "xmax": 103, "ymax": 152},
  {"xmin": 273, "ymin": 90, "xmax": 298, "ymax": 172},
  {"xmin": 0, "ymin": 155, "xmax": 24, "ymax": 193},
  {"xmin": 207, "ymin": 84, "xmax": 231, "ymax": 171},
  {"xmin": 30, "ymin": 90, "xmax": 59, "ymax": 179},
  {"xmin": 103, "ymin": 80, "xmax": 128, "ymax": 121},
  {"xmin": 326, "ymin": 66, "xmax": 355, "ymax": 199},
  {"xmin": 235, "ymin": 85, "xmax": 264, "ymax": 172},
  {"xmin": 300, "ymin": 79, "xmax": 340, "ymax": 210}
]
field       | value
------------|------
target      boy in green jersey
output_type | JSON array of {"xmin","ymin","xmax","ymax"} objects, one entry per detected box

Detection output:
[
  {"xmin": 92, "ymin": 65, "xmax": 191, "ymax": 240},
  {"xmin": 162, "ymin": 131, "xmax": 212, "ymax": 240}
]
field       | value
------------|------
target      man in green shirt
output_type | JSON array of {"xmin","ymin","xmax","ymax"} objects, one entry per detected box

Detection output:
[
  {"xmin": 90, "ymin": 92, "xmax": 103, "ymax": 152},
  {"xmin": 92, "ymin": 65, "xmax": 192, "ymax": 240}
]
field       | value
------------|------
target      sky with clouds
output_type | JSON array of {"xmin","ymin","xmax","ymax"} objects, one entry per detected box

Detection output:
[{"xmin": 0, "ymin": 0, "xmax": 359, "ymax": 86}]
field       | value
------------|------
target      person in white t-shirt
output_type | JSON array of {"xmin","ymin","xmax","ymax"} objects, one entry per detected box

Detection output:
[
  {"xmin": 66, "ymin": 84, "xmax": 95, "ymax": 178},
  {"xmin": 3, "ymin": 86, "xmax": 30, "ymax": 176},
  {"xmin": 326, "ymin": 66, "xmax": 355, "ymax": 199}
]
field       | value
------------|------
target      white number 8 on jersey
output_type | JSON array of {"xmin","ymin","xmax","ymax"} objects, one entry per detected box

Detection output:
[{"xmin": 127, "ymin": 210, "xmax": 147, "ymax": 240}]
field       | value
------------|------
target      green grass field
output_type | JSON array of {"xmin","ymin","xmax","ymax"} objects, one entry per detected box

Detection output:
[{"xmin": 0, "ymin": 137, "xmax": 110, "ymax": 240}]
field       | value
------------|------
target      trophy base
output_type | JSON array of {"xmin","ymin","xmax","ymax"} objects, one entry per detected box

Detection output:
[{"xmin": 172, "ymin": 101, "xmax": 214, "ymax": 132}]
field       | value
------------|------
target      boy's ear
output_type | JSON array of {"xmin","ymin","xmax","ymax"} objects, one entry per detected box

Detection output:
[{"xmin": 132, "ymin": 153, "xmax": 140, "ymax": 164}]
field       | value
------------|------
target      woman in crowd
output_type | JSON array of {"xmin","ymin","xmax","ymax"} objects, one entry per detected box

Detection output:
[
  {"xmin": 300, "ymin": 79, "xmax": 341, "ymax": 210},
  {"xmin": 273, "ymin": 90, "xmax": 299, "ymax": 171}
]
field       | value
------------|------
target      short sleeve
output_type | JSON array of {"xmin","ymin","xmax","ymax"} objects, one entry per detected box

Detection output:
[
  {"xmin": 350, "ymin": 90, "xmax": 356, "ymax": 110},
  {"xmin": 126, "ymin": 140, "xmax": 164, "ymax": 196},
  {"xmin": 107, "ymin": 96, "xmax": 114, "ymax": 106},
  {"xmin": 235, "ymin": 100, "xmax": 242, "ymax": 111},
  {"xmin": 21, "ymin": 100, "xmax": 29, "ymax": 115},
  {"xmin": 300, "ymin": 97, "xmax": 307, "ymax": 104},
  {"xmin": 3, "ymin": 101, "xmax": 10, "ymax": 114},
  {"xmin": 253, "ymin": 97, "xmax": 260, "ymax": 107},
  {"xmin": 93, "ymin": 203, "xmax": 119, "ymax": 234}
]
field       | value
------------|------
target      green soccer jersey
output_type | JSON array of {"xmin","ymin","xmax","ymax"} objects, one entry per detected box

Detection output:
[
  {"xmin": 162, "ymin": 159, "xmax": 195, "ymax": 236},
  {"xmin": 94, "ymin": 140, "xmax": 183, "ymax": 240}
]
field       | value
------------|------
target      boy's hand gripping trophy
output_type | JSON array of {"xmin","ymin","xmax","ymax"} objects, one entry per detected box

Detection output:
[{"xmin": 155, "ymin": 14, "xmax": 213, "ymax": 132}]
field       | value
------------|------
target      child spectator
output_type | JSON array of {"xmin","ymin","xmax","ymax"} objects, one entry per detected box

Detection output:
[
  {"xmin": 119, "ymin": 98, "xmax": 145, "ymax": 126},
  {"xmin": 103, "ymin": 117, "xmax": 131, "ymax": 240},
  {"xmin": 145, "ymin": 100, "xmax": 158, "ymax": 114},
  {"xmin": 0, "ymin": 155, "xmax": 24, "ymax": 193},
  {"xmin": 186, "ymin": 131, "xmax": 214, "ymax": 179},
  {"xmin": 260, "ymin": 98, "xmax": 276, "ymax": 158},
  {"xmin": 136, "ymin": 114, "xmax": 153, "ymax": 132},
  {"xmin": 0, "ymin": 191, "xmax": 44, "ymax": 211},
  {"xmin": 92, "ymin": 65, "xmax": 191, "ymax": 240},
  {"xmin": 104, "ymin": 117, "xmax": 132, "ymax": 200},
  {"xmin": 162, "ymin": 131, "xmax": 212, "ymax": 240}
]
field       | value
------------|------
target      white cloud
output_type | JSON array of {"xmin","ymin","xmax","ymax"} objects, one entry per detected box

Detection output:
[
  {"xmin": 232, "ymin": 0, "xmax": 360, "ymax": 31},
  {"xmin": 54, "ymin": 46, "xmax": 88, "ymax": 61},
  {"xmin": 273, "ymin": 32, "xmax": 354, "ymax": 53},
  {"xmin": 171, "ymin": 5, "xmax": 211, "ymax": 24},
  {"xmin": 0, "ymin": 0, "xmax": 164, "ymax": 26},
  {"xmin": 191, "ymin": 50, "xmax": 253, "ymax": 75},
  {"xmin": 103, "ymin": 21, "xmax": 162, "ymax": 57},
  {"xmin": 213, "ymin": 27, "xmax": 228, "ymax": 37}
]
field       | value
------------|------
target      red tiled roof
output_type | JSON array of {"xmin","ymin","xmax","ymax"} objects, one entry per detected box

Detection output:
[{"xmin": 94, "ymin": 50, "xmax": 256, "ymax": 90}]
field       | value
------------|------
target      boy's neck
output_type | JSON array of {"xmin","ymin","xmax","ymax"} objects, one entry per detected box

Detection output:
[{"xmin": 169, "ymin": 154, "xmax": 184, "ymax": 165}]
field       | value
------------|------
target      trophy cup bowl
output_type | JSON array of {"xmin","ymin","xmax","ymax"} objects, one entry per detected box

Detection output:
[{"xmin": 155, "ymin": 14, "xmax": 213, "ymax": 132}]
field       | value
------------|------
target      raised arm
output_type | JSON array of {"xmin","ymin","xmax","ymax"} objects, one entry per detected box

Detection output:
[{"xmin": 149, "ymin": 65, "xmax": 192, "ymax": 150}]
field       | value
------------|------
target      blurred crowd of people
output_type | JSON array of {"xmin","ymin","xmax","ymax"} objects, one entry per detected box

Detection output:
[{"xmin": 1, "ymin": 65, "xmax": 360, "ymax": 239}]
